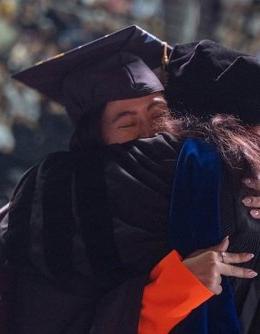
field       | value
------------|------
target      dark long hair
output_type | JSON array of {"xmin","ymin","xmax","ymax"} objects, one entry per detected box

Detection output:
[
  {"xmin": 69, "ymin": 104, "xmax": 106, "ymax": 152},
  {"xmin": 166, "ymin": 113, "xmax": 260, "ymax": 176}
]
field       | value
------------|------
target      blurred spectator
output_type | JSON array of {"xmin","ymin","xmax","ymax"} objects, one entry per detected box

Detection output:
[
  {"xmin": 0, "ymin": 0, "xmax": 260, "ymax": 201},
  {"xmin": 0, "ymin": 0, "xmax": 18, "ymax": 54}
]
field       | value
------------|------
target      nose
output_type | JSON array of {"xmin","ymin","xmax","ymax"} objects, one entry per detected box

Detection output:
[{"xmin": 138, "ymin": 120, "xmax": 155, "ymax": 139}]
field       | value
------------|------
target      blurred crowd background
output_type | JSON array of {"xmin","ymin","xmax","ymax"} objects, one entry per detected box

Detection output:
[{"xmin": 1, "ymin": 0, "xmax": 260, "ymax": 204}]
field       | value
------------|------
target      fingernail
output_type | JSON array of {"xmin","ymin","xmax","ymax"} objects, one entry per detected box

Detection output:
[
  {"xmin": 251, "ymin": 210, "xmax": 260, "ymax": 217},
  {"xmin": 247, "ymin": 270, "xmax": 258, "ymax": 277},
  {"xmin": 248, "ymin": 253, "xmax": 255, "ymax": 259},
  {"xmin": 224, "ymin": 235, "xmax": 229, "ymax": 240},
  {"xmin": 244, "ymin": 178, "xmax": 252, "ymax": 185},
  {"xmin": 242, "ymin": 197, "xmax": 252, "ymax": 205}
]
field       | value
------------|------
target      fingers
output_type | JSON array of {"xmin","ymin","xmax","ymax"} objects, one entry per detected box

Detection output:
[
  {"xmin": 210, "ymin": 236, "xmax": 229, "ymax": 252},
  {"xmin": 242, "ymin": 196, "xmax": 260, "ymax": 208},
  {"xmin": 216, "ymin": 274, "xmax": 222, "ymax": 286},
  {"xmin": 219, "ymin": 252, "xmax": 254, "ymax": 264},
  {"xmin": 183, "ymin": 248, "xmax": 257, "ymax": 296},
  {"xmin": 249, "ymin": 209, "xmax": 260, "ymax": 219},
  {"xmin": 188, "ymin": 236, "xmax": 231, "ymax": 259},
  {"xmin": 205, "ymin": 249, "xmax": 257, "ymax": 280},
  {"xmin": 241, "ymin": 178, "xmax": 260, "ymax": 219},
  {"xmin": 242, "ymin": 195, "xmax": 260, "ymax": 219},
  {"xmin": 243, "ymin": 178, "xmax": 260, "ymax": 191},
  {"xmin": 215, "ymin": 285, "xmax": 223, "ymax": 295},
  {"xmin": 218, "ymin": 250, "xmax": 258, "ymax": 279},
  {"xmin": 219, "ymin": 263, "xmax": 258, "ymax": 278}
]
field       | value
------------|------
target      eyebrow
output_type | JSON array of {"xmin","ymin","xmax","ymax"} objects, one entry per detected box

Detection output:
[
  {"xmin": 111, "ymin": 110, "xmax": 137, "ymax": 124},
  {"xmin": 111, "ymin": 99, "xmax": 168, "ymax": 124},
  {"xmin": 147, "ymin": 100, "xmax": 168, "ymax": 111}
]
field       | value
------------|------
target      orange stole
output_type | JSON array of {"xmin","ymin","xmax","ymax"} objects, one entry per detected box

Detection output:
[{"xmin": 138, "ymin": 250, "xmax": 214, "ymax": 334}]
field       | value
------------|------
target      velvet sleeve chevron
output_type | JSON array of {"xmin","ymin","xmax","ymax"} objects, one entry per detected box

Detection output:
[{"xmin": 5, "ymin": 149, "xmax": 126, "ymax": 289}]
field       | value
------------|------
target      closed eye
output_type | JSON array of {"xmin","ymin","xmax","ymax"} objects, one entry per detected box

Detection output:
[{"xmin": 118, "ymin": 122, "xmax": 137, "ymax": 129}]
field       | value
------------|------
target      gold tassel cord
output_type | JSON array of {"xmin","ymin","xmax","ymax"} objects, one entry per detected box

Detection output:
[
  {"xmin": 161, "ymin": 41, "xmax": 170, "ymax": 70},
  {"xmin": 161, "ymin": 41, "xmax": 170, "ymax": 86}
]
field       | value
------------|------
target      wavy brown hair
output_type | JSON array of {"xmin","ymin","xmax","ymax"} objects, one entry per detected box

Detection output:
[{"xmin": 165, "ymin": 113, "xmax": 260, "ymax": 176}]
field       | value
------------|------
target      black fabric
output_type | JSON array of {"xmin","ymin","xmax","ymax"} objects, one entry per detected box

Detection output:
[
  {"xmin": 1, "ymin": 133, "xmax": 260, "ymax": 333},
  {"xmin": 4, "ymin": 149, "xmax": 124, "ymax": 333},
  {"xmin": 250, "ymin": 299, "xmax": 260, "ymax": 334},
  {"xmin": 7, "ymin": 150, "xmax": 124, "ymax": 289},
  {"xmin": 104, "ymin": 133, "xmax": 180, "ymax": 271},
  {"xmin": 166, "ymin": 40, "xmax": 260, "ymax": 125},
  {"xmin": 2, "ymin": 133, "xmax": 181, "ymax": 334},
  {"xmin": 63, "ymin": 52, "xmax": 164, "ymax": 124},
  {"xmin": 4, "ymin": 166, "xmax": 38, "ymax": 265},
  {"xmin": 73, "ymin": 149, "xmax": 126, "ymax": 292},
  {"xmin": 12, "ymin": 25, "xmax": 171, "ymax": 124},
  {"xmin": 91, "ymin": 133, "xmax": 181, "ymax": 334},
  {"xmin": 39, "ymin": 153, "xmax": 75, "ymax": 275},
  {"xmin": 90, "ymin": 275, "xmax": 148, "ymax": 334},
  {"xmin": 220, "ymin": 167, "xmax": 260, "ymax": 334}
]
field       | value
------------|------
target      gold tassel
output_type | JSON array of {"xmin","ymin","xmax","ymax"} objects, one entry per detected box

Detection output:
[
  {"xmin": 160, "ymin": 42, "xmax": 170, "ymax": 86},
  {"xmin": 161, "ymin": 41, "xmax": 170, "ymax": 69}
]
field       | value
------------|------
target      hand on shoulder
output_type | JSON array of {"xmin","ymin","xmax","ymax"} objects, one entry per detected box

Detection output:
[
  {"xmin": 242, "ymin": 178, "xmax": 260, "ymax": 219},
  {"xmin": 183, "ymin": 237, "xmax": 257, "ymax": 295}
]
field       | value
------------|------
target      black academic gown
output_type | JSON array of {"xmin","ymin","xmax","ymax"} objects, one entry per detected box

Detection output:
[{"xmin": 0, "ymin": 133, "xmax": 259, "ymax": 334}]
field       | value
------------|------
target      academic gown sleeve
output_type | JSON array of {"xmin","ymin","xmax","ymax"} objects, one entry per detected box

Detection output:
[
  {"xmin": 138, "ymin": 250, "xmax": 214, "ymax": 334},
  {"xmin": 4, "ymin": 153, "xmax": 98, "ymax": 334}
]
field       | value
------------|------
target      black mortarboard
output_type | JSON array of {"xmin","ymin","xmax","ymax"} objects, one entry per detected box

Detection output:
[
  {"xmin": 12, "ymin": 25, "xmax": 172, "ymax": 124},
  {"xmin": 166, "ymin": 40, "xmax": 260, "ymax": 125}
]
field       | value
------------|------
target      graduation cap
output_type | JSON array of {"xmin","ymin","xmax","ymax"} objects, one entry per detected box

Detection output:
[
  {"xmin": 12, "ymin": 25, "xmax": 172, "ymax": 124},
  {"xmin": 166, "ymin": 40, "xmax": 260, "ymax": 125}
]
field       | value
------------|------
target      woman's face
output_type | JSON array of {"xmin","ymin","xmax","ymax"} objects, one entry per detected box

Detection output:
[{"xmin": 101, "ymin": 92, "xmax": 170, "ymax": 145}]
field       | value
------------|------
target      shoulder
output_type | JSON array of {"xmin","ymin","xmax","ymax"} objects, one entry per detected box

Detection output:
[
  {"xmin": 7, "ymin": 151, "xmax": 77, "ymax": 205},
  {"xmin": 106, "ymin": 132, "xmax": 182, "ymax": 162}
]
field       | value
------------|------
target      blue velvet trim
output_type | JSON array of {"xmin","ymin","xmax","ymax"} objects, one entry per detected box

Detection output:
[{"xmin": 168, "ymin": 138, "xmax": 240, "ymax": 334}]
